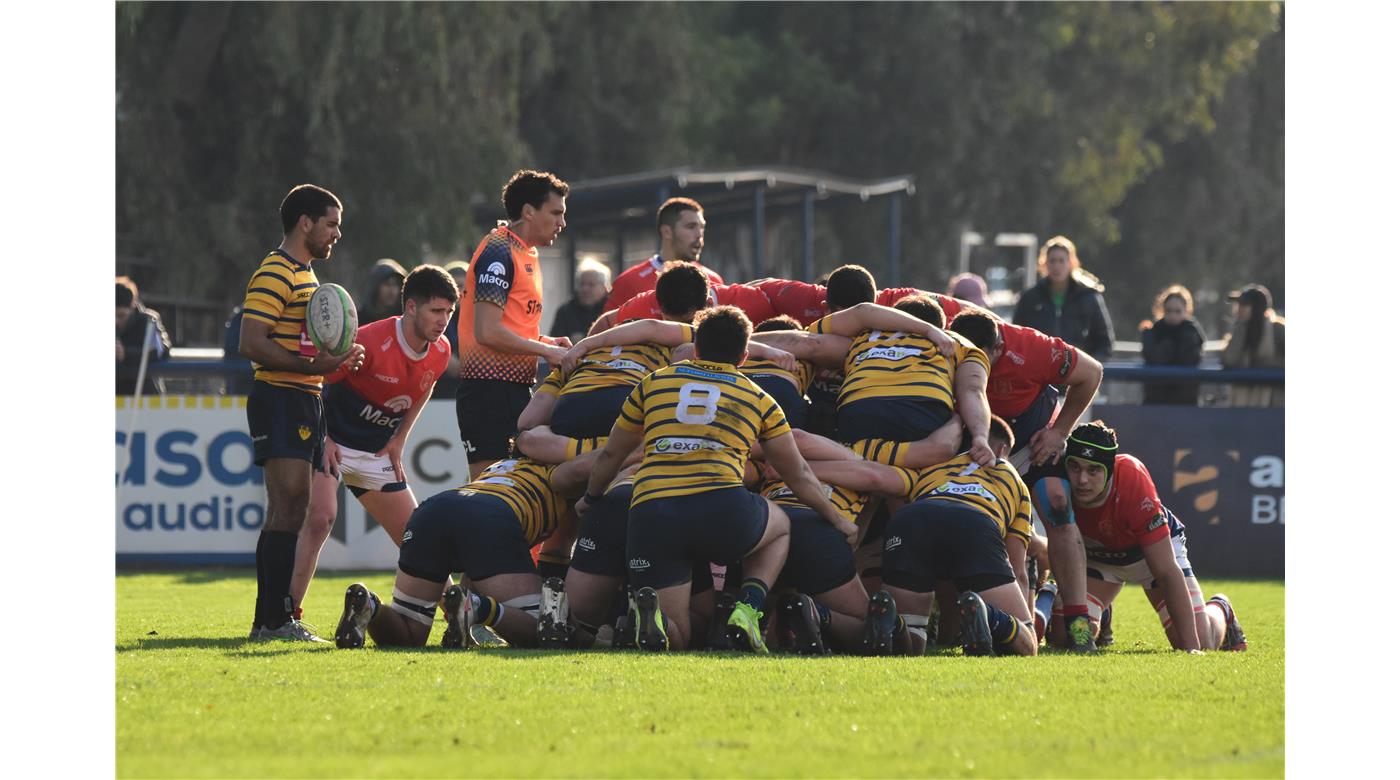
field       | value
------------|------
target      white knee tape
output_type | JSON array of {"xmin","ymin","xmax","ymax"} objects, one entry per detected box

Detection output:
[
  {"xmin": 389, "ymin": 601, "xmax": 434, "ymax": 626},
  {"xmin": 392, "ymin": 588, "xmax": 438, "ymax": 609},
  {"xmin": 1085, "ymin": 594, "xmax": 1105, "ymax": 623},
  {"xmin": 503, "ymin": 593, "xmax": 541, "ymax": 614}
]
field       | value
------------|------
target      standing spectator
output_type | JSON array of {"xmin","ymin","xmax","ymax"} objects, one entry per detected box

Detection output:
[
  {"xmin": 116, "ymin": 276, "xmax": 171, "ymax": 395},
  {"xmin": 358, "ymin": 258, "xmax": 407, "ymax": 325},
  {"xmin": 1139, "ymin": 285, "xmax": 1205, "ymax": 406},
  {"xmin": 1221, "ymin": 284, "xmax": 1284, "ymax": 407},
  {"xmin": 947, "ymin": 272, "xmax": 991, "ymax": 310},
  {"xmin": 1012, "ymin": 236, "xmax": 1115, "ymax": 360},
  {"xmin": 550, "ymin": 258, "xmax": 611, "ymax": 343}
]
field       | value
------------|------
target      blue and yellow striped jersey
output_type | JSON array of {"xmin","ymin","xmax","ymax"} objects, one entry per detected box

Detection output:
[
  {"xmin": 739, "ymin": 354, "xmax": 815, "ymax": 395},
  {"xmin": 757, "ymin": 477, "xmax": 887, "ymax": 525},
  {"xmin": 241, "ymin": 250, "xmax": 321, "ymax": 393},
  {"xmin": 539, "ymin": 325, "xmax": 694, "ymax": 398},
  {"xmin": 895, "ymin": 454, "xmax": 1032, "ymax": 542},
  {"xmin": 455, "ymin": 458, "xmax": 567, "ymax": 546},
  {"xmin": 618, "ymin": 360, "xmax": 791, "ymax": 506},
  {"xmin": 809, "ymin": 315, "xmax": 989, "ymax": 411}
]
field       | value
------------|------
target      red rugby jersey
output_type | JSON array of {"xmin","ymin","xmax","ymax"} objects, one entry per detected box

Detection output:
[
  {"xmin": 615, "ymin": 282, "xmax": 775, "ymax": 325},
  {"xmin": 986, "ymin": 322, "xmax": 1080, "ymax": 419},
  {"xmin": 754, "ymin": 279, "xmax": 960, "ymax": 327},
  {"xmin": 322, "ymin": 317, "xmax": 451, "ymax": 452},
  {"xmin": 604, "ymin": 255, "xmax": 725, "ymax": 313},
  {"xmin": 1072, "ymin": 454, "xmax": 1178, "ymax": 562}
]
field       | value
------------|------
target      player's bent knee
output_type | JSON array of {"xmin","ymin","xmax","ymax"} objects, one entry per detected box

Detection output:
[{"xmin": 502, "ymin": 593, "xmax": 541, "ymax": 619}]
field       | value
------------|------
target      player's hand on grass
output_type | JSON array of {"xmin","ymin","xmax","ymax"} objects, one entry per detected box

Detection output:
[
  {"xmin": 969, "ymin": 434, "xmax": 996, "ymax": 466},
  {"xmin": 323, "ymin": 437, "xmax": 342, "ymax": 479},
  {"xmin": 376, "ymin": 435, "xmax": 408, "ymax": 483},
  {"xmin": 1029, "ymin": 426, "xmax": 1068, "ymax": 466}
]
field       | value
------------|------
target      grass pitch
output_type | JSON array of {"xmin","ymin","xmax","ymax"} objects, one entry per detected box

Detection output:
[{"xmin": 117, "ymin": 572, "xmax": 1283, "ymax": 778}]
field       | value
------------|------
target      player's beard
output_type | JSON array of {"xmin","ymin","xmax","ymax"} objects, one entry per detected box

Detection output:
[{"xmin": 306, "ymin": 235, "xmax": 333, "ymax": 260}]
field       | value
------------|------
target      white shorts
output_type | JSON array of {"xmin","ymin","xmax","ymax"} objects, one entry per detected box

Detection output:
[
  {"xmin": 1086, "ymin": 532, "xmax": 1195, "ymax": 587},
  {"xmin": 335, "ymin": 443, "xmax": 401, "ymax": 492}
]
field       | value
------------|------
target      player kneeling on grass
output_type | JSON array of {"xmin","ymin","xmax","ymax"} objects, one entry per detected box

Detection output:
[
  {"xmin": 578, "ymin": 306, "xmax": 856, "ymax": 653},
  {"xmin": 290, "ymin": 265, "xmax": 456, "ymax": 619},
  {"xmin": 1037, "ymin": 422, "xmax": 1246, "ymax": 653},
  {"xmin": 332, "ymin": 455, "xmax": 591, "ymax": 649}
]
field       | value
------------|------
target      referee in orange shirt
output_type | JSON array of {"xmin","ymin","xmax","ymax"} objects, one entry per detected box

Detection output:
[{"xmin": 456, "ymin": 170, "xmax": 572, "ymax": 480}]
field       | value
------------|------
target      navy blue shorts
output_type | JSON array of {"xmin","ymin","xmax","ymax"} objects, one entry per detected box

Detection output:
[
  {"xmin": 1006, "ymin": 384, "xmax": 1060, "ymax": 457},
  {"xmin": 836, "ymin": 397, "xmax": 950, "ymax": 444},
  {"xmin": 775, "ymin": 507, "xmax": 857, "ymax": 596},
  {"xmin": 882, "ymin": 499, "xmax": 1015, "ymax": 594},
  {"xmin": 627, "ymin": 487, "xmax": 769, "ymax": 589},
  {"xmin": 455, "ymin": 379, "xmax": 531, "ymax": 463},
  {"xmin": 570, "ymin": 483, "xmax": 634, "ymax": 578},
  {"xmin": 551, "ymin": 385, "xmax": 633, "ymax": 439},
  {"xmin": 397, "ymin": 491, "xmax": 538, "ymax": 584},
  {"xmin": 247, "ymin": 380, "xmax": 324, "ymax": 467},
  {"xmin": 750, "ymin": 375, "xmax": 808, "ymax": 431}
]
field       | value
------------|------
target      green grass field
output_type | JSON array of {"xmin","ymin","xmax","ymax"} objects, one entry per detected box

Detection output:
[{"xmin": 117, "ymin": 571, "xmax": 1283, "ymax": 778}]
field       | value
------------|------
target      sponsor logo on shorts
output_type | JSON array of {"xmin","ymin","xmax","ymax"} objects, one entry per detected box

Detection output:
[
  {"xmin": 885, "ymin": 535, "xmax": 903, "ymax": 551},
  {"xmin": 629, "ymin": 558, "xmax": 651, "ymax": 570},
  {"xmin": 855, "ymin": 346, "xmax": 923, "ymax": 363},
  {"xmin": 464, "ymin": 440, "xmax": 477, "ymax": 454},
  {"xmin": 653, "ymin": 437, "xmax": 724, "ymax": 454},
  {"xmin": 401, "ymin": 530, "xmax": 413, "ymax": 543},
  {"xmin": 577, "ymin": 537, "xmax": 596, "ymax": 552},
  {"xmin": 932, "ymin": 482, "xmax": 995, "ymax": 500},
  {"xmin": 297, "ymin": 425, "xmax": 312, "ymax": 441}
]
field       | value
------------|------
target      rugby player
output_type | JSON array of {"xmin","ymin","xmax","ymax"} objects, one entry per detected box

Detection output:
[
  {"xmin": 804, "ymin": 416, "xmax": 1037, "ymax": 657},
  {"xmin": 593, "ymin": 278, "xmax": 776, "ymax": 335},
  {"xmin": 456, "ymin": 169, "xmax": 572, "ymax": 480},
  {"xmin": 949, "ymin": 308, "xmax": 1105, "ymax": 652},
  {"xmin": 1039, "ymin": 422, "xmax": 1247, "ymax": 653},
  {"xmin": 332, "ymin": 455, "xmax": 592, "ymax": 649},
  {"xmin": 237, "ymin": 184, "xmax": 366, "ymax": 642},
  {"xmin": 603, "ymin": 197, "xmax": 722, "ymax": 312},
  {"xmin": 290, "ymin": 265, "xmax": 457, "ymax": 615},
  {"xmin": 578, "ymin": 306, "xmax": 856, "ymax": 652}
]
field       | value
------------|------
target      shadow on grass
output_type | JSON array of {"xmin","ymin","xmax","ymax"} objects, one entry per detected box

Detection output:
[
  {"xmin": 116, "ymin": 568, "xmax": 393, "ymax": 586},
  {"xmin": 116, "ymin": 636, "xmax": 336, "ymax": 656}
]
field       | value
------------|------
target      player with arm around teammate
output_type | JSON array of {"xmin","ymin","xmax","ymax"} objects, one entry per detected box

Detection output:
[
  {"xmin": 1040, "ymin": 422, "xmax": 1247, "ymax": 653},
  {"xmin": 290, "ymin": 265, "xmax": 457, "ymax": 616}
]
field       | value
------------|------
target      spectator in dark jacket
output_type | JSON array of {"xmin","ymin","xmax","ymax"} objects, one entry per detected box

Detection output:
[
  {"xmin": 1012, "ymin": 235, "xmax": 1115, "ymax": 360},
  {"xmin": 116, "ymin": 276, "xmax": 171, "ymax": 395},
  {"xmin": 1139, "ymin": 285, "xmax": 1205, "ymax": 405},
  {"xmin": 359, "ymin": 258, "xmax": 408, "ymax": 325},
  {"xmin": 548, "ymin": 258, "xmax": 611, "ymax": 344}
]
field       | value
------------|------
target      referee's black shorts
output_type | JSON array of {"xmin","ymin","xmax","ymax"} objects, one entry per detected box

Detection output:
[{"xmin": 455, "ymin": 379, "xmax": 532, "ymax": 463}]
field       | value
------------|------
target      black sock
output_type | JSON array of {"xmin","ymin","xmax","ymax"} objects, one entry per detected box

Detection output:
[
  {"xmin": 253, "ymin": 532, "xmax": 269, "ymax": 628},
  {"xmin": 739, "ymin": 578, "xmax": 769, "ymax": 612},
  {"xmin": 259, "ymin": 531, "xmax": 299, "ymax": 628}
]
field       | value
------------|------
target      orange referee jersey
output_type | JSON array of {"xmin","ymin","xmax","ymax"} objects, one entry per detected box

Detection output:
[{"xmin": 457, "ymin": 225, "xmax": 545, "ymax": 385}]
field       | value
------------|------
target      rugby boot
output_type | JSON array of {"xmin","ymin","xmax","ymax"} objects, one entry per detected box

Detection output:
[
  {"xmin": 784, "ymin": 593, "xmax": 828, "ymax": 656},
  {"xmin": 1097, "ymin": 604, "xmax": 1115, "ymax": 647},
  {"xmin": 774, "ymin": 592, "xmax": 799, "ymax": 653},
  {"xmin": 334, "ymin": 583, "xmax": 374, "ymax": 649},
  {"xmin": 537, "ymin": 577, "xmax": 573, "ymax": 649},
  {"xmin": 1066, "ymin": 614, "xmax": 1098, "ymax": 654},
  {"xmin": 707, "ymin": 592, "xmax": 737, "ymax": 651},
  {"xmin": 861, "ymin": 590, "xmax": 899, "ymax": 656},
  {"xmin": 633, "ymin": 587, "xmax": 670, "ymax": 652},
  {"xmin": 956, "ymin": 591, "xmax": 994, "ymax": 657},
  {"xmin": 441, "ymin": 585, "xmax": 474, "ymax": 649},
  {"xmin": 613, "ymin": 590, "xmax": 638, "ymax": 650},
  {"xmin": 251, "ymin": 619, "xmax": 329, "ymax": 643},
  {"xmin": 1208, "ymin": 593, "xmax": 1248, "ymax": 651},
  {"xmin": 727, "ymin": 601, "xmax": 769, "ymax": 654}
]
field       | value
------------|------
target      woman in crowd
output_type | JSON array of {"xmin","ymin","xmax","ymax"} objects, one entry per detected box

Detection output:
[{"xmin": 1139, "ymin": 285, "xmax": 1205, "ymax": 405}]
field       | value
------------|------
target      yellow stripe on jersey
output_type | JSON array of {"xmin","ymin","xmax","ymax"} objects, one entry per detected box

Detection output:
[
  {"xmin": 454, "ymin": 458, "xmax": 567, "ymax": 546},
  {"xmin": 539, "ymin": 325, "xmax": 694, "ymax": 397},
  {"xmin": 852, "ymin": 438, "xmax": 911, "ymax": 467},
  {"xmin": 567, "ymin": 435, "xmax": 605, "ymax": 460},
  {"xmin": 895, "ymin": 454, "xmax": 1032, "ymax": 541},
  {"xmin": 618, "ymin": 360, "xmax": 791, "ymax": 507},
  {"xmin": 739, "ymin": 355, "xmax": 814, "ymax": 394},
  {"xmin": 242, "ymin": 251, "xmax": 322, "ymax": 393},
  {"xmin": 830, "ymin": 324, "xmax": 988, "ymax": 410},
  {"xmin": 758, "ymin": 478, "xmax": 871, "ymax": 524}
]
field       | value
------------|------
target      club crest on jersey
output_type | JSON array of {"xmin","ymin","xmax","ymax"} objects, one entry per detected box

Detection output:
[{"xmin": 297, "ymin": 425, "xmax": 312, "ymax": 441}]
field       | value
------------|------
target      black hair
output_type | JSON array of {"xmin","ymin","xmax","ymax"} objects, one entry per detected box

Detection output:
[
  {"xmin": 893, "ymin": 294, "xmax": 946, "ymax": 329},
  {"xmin": 948, "ymin": 310, "xmax": 1000, "ymax": 354},
  {"xmin": 825, "ymin": 264, "xmax": 877, "ymax": 311},
  {"xmin": 754, "ymin": 314, "xmax": 802, "ymax": 333},
  {"xmin": 657, "ymin": 197, "xmax": 704, "ymax": 233},
  {"xmin": 116, "ymin": 276, "xmax": 138, "ymax": 308},
  {"xmin": 654, "ymin": 262, "xmax": 710, "ymax": 318},
  {"xmin": 402, "ymin": 265, "xmax": 460, "ymax": 309},
  {"xmin": 694, "ymin": 306, "xmax": 752, "ymax": 365},
  {"xmin": 280, "ymin": 184, "xmax": 342, "ymax": 234},
  {"xmin": 1239, "ymin": 286, "xmax": 1272, "ymax": 355},
  {"xmin": 501, "ymin": 170, "xmax": 570, "ymax": 220}
]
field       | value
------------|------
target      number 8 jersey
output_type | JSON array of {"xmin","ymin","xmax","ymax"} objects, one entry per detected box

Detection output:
[{"xmin": 616, "ymin": 359, "xmax": 791, "ymax": 507}]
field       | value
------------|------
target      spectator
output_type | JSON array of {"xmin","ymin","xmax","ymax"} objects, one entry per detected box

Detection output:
[
  {"xmin": 358, "ymin": 257, "xmax": 408, "ymax": 324},
  {"xmin": 947, "ymin": 272, "xmax": 991, "ymax": 309},
  {"xmin": 1139, "ymin": 285, "xmax": 1205, "ymax": 405},
  {"xmin": 116, "ymin": 276, "xmax": 171, "ymax": 395},
  {"xmin": 549, "ymin": 258, "xmax": 611, "ymax": 343},
  {"xmin": 1012, "ymin": 236, "xmax": 1115, "ymax": 360},
  {"xmin": 1221, "ymin": 284, "xmax": 1284, "ymax": 407}
]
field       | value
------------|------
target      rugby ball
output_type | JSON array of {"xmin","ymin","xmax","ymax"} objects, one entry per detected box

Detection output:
[{"xmin": 305, "ymin": 283, "xmax": 358, "ymax": 356}]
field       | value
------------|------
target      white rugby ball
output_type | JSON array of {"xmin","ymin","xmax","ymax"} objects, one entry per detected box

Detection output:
[{"xmin": 305, "ymin": 283, "xmax": 358, "ymax": 356}]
